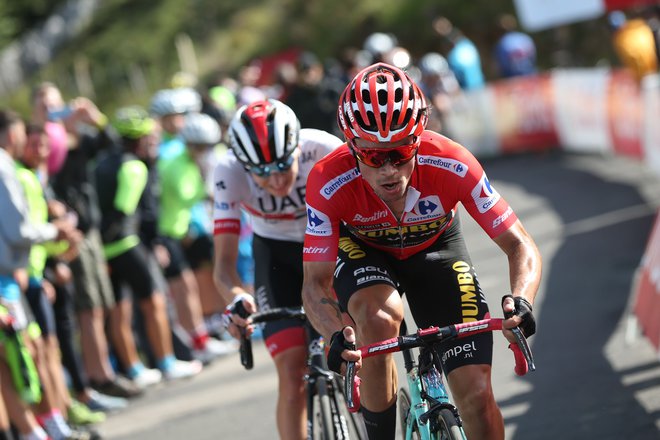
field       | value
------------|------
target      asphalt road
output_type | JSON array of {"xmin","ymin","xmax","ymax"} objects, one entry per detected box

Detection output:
[{"xmin": 97, "ymin": 151, "xmax": 660, "ymax": 440}]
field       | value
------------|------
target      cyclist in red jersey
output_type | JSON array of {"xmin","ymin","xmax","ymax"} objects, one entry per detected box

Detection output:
[{"xmin": 302, "ymin": 63, "xmax": 542, "ymax": 440}]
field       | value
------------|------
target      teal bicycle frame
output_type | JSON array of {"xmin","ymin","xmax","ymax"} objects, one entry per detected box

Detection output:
[
  {"xmin": 344, "ymin": 317, "xmax": 534, "ymax": 440},
  {"xmin": 399, "ymin": 321, "xmax": 466, "ymax": 440}
]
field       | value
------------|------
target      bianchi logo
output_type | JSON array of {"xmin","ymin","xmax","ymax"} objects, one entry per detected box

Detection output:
[
  {"xmin": 321, "ymin": 169, "xmax": 359, "ymax": 200},
  {"xmin": 418, "ymin": 155, "xmax": 468, "ymax": 177},
  {"xmin": 353, "ymin": 211, "xmax": 388, "ymax": 222}
]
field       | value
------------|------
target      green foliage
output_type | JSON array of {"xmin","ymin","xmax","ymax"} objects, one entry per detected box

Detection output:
[
  {"xmin": 2, "ymin": 0, "xmax": 616, "ymax": 115},
  {"xmin": 0, "ymin": 0, "xmax": 67, "ymax": 49}
]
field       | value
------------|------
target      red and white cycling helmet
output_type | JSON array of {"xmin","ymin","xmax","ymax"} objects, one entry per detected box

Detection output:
[
  {"xmin": 337, "ymin": 62, "xmax": 428, "ymax": 143},
  {"xmin": 228, "ymin": 99, "xmax": 300, "ymax": 175}
]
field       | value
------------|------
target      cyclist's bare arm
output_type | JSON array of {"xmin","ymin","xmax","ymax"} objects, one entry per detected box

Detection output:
[
  {"xmin": 213, "ymin": 233, "xmax": 248, "ymax": 301},
  {"xmin": 302, "ymin": 260, "xmax": 345, "ymax": 341},
  {"xmin": 492, "ymin": 219, "xmax": 542, "ymax": 336},
  {"xmin": 213, "ymin": 233, "xmax": 256, "ymax": 334}
]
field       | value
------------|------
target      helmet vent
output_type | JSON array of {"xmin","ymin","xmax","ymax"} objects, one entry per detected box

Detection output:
[
  {"xmin": 361, "ymin": 89, "xmax": 372, "ymax": 104},
  {"xmin": 377, "ymin": 89, "xmax": 388, "ymax": 106}
]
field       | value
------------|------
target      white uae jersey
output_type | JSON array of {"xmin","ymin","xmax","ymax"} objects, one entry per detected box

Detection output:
[{"xmin": 212, "ymin": 128, "xmax": 343, "ymax": 242}]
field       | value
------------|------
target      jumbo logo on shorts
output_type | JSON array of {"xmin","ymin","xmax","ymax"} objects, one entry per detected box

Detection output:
[
  {"xmin": 471, "ymin": 173, "xmax": 500, "ymax": 214},
  {"xmin": 305, "ymin": 205, "xmax": 332, "ymax": 236},
  {"xmin": 321, "ymin": 168, "xmax": 359, "ymax": 200},
  {"xmin": 403, "ymin": 196, "xmax": 445, "ymax": 223}
]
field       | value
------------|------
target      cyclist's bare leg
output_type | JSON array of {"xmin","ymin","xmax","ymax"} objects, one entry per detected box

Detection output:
[
  {"xmin": 447, "ymin": 364, "xmax": 504, "ymax": 440},
  {"xmin": 347, "ymin": 284, "xmax": 404, "ymax": 411},
  {"xmin": 273, "ymin": 346, "xmax": 307, "ymax": 440}
]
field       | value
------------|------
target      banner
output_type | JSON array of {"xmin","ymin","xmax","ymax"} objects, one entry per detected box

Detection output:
[
  {"xmin": 633, "ymin": 212, "xmax": 660, "ymax": 352},
  {"xmin": 514, "ymin": 0, "xmax": 659, "ymax": 31},
  {"xmin": 552, "ymin": 69, "xmax": 612, "ymax": 154},
  {"xmin": 490, "ymin": 74, "xmax": 559, "ymax": 154},
  {"xmin": 607, "ymin": 70, "xmax": 643, "ymax": 159}
]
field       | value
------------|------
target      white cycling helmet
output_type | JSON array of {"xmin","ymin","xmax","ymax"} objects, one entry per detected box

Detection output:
[
  {"xmin": 418, "ymin": 52, "xmax": 450, "ymax": 77},
  {"xmin": 180, "ymin": 112, "xmax": 221, "ymax": 145},
  {"xmin": 149, "ymin": 87, "xmax": 201, "ymax": 116},
  {"xmin": 228, "ymin": 99, "xmax": 300, "ymax": 171}
]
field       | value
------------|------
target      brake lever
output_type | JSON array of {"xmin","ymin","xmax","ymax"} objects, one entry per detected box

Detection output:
[{"xmin": 511, "ymin": 327, "xmax": 536, "ymax": 372}]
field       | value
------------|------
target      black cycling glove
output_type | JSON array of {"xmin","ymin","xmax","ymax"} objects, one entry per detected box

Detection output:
[
  {"xmin": 501, "ymin": 294, "xmax": 536, "ymax": 338},
  {"xmin": 327, "ymin": 327, "xmax": 356, "ymax": 375}
]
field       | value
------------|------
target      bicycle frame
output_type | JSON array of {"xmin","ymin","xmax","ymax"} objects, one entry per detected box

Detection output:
[
  {"xmin": 236, "ymin": 306, "xmax": 365, "ymax": 440},
  {"xmin": 400, "ymin": 339, "xmax": 465, "ymax": 440},
  {"xmin": 345, "ymin": 317, "xmax": 535, "ymax": 439}
]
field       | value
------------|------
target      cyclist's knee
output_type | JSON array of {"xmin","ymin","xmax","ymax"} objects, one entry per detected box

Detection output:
[{"xmin": 348, "ymin": 284, "xmax": 404, "ymax": 341}]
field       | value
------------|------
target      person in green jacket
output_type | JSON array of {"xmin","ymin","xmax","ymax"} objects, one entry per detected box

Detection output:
[
  {"xmin": 157, "ymin": 112, "xmax": 237, "ymax": 363},
  {"xmin": 95, "ymin": 107, "xmax": 202, "ymax": 385}
]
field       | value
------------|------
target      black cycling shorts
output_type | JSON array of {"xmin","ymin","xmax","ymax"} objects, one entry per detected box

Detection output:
[
  {"xmin": 333, "ymin": 215, "xmax": 493, "ymax": 374},
  {"xmin": 252, "ymin": 234, "xmax": 306, "ymax": 358},
  {"xmin": 161, "ymin": 237, "xmax": 190, "ymax": 279},
  {"xmin": 25, "ymin": 282, "xmax": 56, "ymax": 336},
  {"xmin": 107, "ymin": 244, "xmax": 166, "ymax": 301},
  {"xmin": 183, "ymin": 234, "xmax": 214, "ymax": 270}
]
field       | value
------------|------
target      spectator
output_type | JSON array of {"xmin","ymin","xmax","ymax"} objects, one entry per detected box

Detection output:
[
  {"xmin": 285, "ymin": 51, "xmax": 342, "ymax": 135},
  {"xmin": 149, "ymin": 88, "xmax": 200, "ymax": 160},
  {"xmin": 157, "ymin": 112, "xmax": 238, "ymax": 363},
  {"xmin": 417, "ymin": 52, "xmax": 463, "ymax": 136},
  {"xmin": 608, "ymin": 10, "xmax": 658, "ymax": 83},
  {"xmin": 30, "ymin": 82, "xmax": 141, "ymax": 402},
  {"xmin": 493, "ymin": 14, "xmax": 537, "ymax": 78},
  {"xmin": 433, "ymin": 17, "xmax": 485, "ymax": 90},
  {"xmin": 18, "ymin": 124, "xmax": 116, "ymax": 428},
  {"xmin": 0, "ymin": 109, "xmax": 92, "ymax": 440},
  {"xmin": 95, "ymin": 106, "xmax": 203, "ymax": 384},
  {"xmin": 362, "ymin": 32, "xmax": 398, "ymax": 64}
]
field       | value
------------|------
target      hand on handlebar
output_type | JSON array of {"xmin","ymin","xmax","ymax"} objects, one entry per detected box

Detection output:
[
  {"xmin": 223, "ymin": 293, "xmax": 256, "ymax": 340},
  {"xmin": 327, "ymin": 326, "xmax": 361, "ymax": 375},
  {"xmin": 501, "ymin": 294, "xmax": 536, "ymax": 342}
]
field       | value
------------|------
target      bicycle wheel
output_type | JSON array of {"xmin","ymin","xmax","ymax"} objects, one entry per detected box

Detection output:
[
  {"xmin": 435, "ymin": 408, "xmax": 464, "ymax": 440},
  {"xmin": 313, "ymin": 379, "xmax": 334, "ymax": 440},
  {"xmin": 397, "ymin": 388, "xmax": 421, "ymax": 440},
  {"xmin": 331, "ymin": 374, "xmax": 368, "ymax": 439}
]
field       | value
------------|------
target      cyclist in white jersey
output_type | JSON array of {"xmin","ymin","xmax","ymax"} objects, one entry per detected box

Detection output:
[{"xmin": 213, "ymin": 99, "xmax": 342, "ymax": 439}]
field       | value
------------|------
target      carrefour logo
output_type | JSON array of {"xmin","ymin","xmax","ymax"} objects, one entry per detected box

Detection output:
[
  {"xmin": 471, "ymin": 173, "xmax": 500, "ymax": 214},
  {"xmin": 404, "ymin": 195, "xmax": 445, "ymax": 222},
  {"xmin": 418, "ymin": 155, "xmax": 468, "ymax": 177},
  {"xmin": 321, "ymin": 168, "xmax": 359, "ymax": 200},
  {"xmin": 418, "ymin": 199, "xmax": 437, "ymax": 215},
  {"xmin": 305, "ymin": 204, "xmax": 332, "ymax": 236}
]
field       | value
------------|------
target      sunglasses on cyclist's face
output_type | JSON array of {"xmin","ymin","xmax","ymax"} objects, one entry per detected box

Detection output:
[
  {"xmin": 246, "ymin": 155, "xmax": 295, "ymax": 177},
  {"xmin": 350, "ymin": 137, "xmax": 419, "ymax": 168}
]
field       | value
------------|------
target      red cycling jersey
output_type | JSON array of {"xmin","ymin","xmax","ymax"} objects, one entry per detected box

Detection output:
[{"xmin": 303, "ymin": 130, "xmax": 518, "ymax": 261}]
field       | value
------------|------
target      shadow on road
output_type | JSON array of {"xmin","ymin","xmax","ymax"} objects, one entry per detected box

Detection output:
[{"xmin": 485, "ymin": 151, "xmax": 660, "ymax": 439}]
